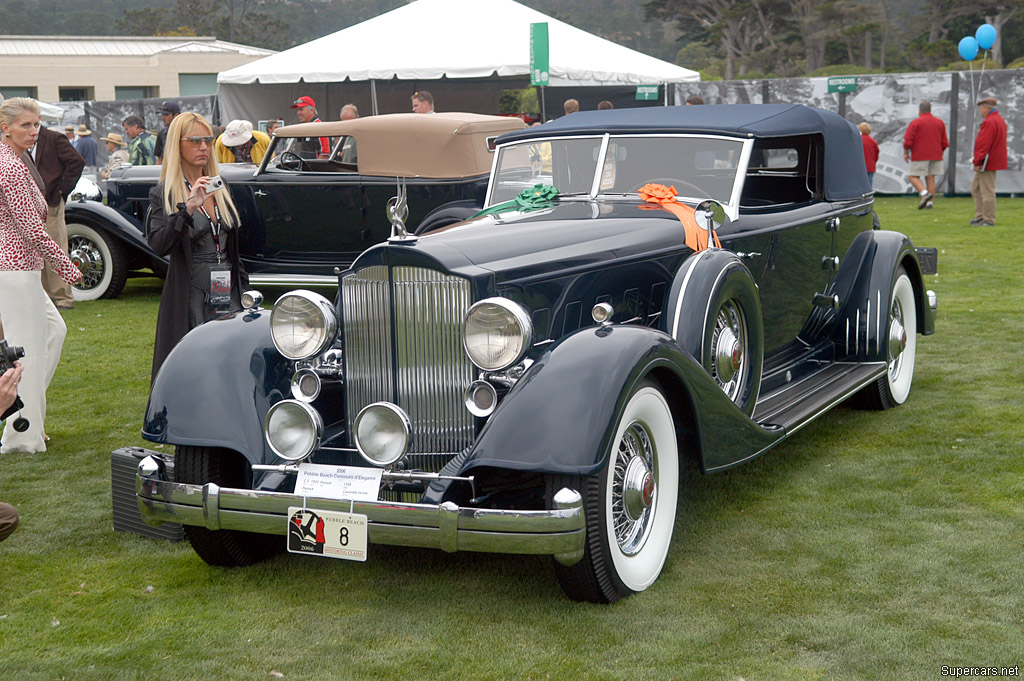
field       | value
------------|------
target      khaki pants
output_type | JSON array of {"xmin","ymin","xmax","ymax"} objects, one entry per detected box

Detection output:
[
  {"xmin": 971, "ymin": 170, "xmax": 997, "ymax": 223},
  {"xmin": 41, "ymin": 199, "xmax": 75, "ymax": 308},
  {"xmin": 0, "ymin": 502, "xmax": 18, "ymax": 542}
]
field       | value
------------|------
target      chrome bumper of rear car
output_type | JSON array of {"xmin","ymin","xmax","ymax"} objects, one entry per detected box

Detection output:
[{"xmin": 135, "ymin": 455, "xmax": 585, "ymax": 566}]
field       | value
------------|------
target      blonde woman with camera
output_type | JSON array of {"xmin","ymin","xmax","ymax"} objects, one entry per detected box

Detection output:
[
  {"xmin": 147, "ymin": 112, "xmax": 248, "ymax": 383},
  {"xmin": 0, "ymin": 96, "xmax": 83, "ymax": 453}
]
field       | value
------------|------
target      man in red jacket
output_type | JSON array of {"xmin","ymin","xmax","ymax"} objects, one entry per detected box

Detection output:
[
  {"xmin": 970, "ymin": 97, "xmax": 1008, "ymax": 226},
  {"xmin": 903, "ymin": 101, "xmax": 948, "ymax": 209}
]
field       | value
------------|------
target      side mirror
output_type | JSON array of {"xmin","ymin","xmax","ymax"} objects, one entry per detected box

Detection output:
[{"xmin": 695, "ymin": 200, "xmax": 729, "ymax": 234}]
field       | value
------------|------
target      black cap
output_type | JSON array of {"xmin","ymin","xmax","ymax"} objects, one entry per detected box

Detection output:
[{"xmin": 158, "ymin": 100, "xmax": 180, "ymax": 115}]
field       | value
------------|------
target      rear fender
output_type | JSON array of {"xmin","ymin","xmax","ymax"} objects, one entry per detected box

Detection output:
[
  {"xmin": 415, "ymin": 200, "xmax": 480, "ymax": 234},
  {"xmin": 142, "ymin": 310, "xmax": 291, "ymax": 465},
  {"xmin": 457, "ymin": 324, "xmax": 783, "ymax": 478},
  {"xmin": 832, "ymin": 230, "xmax": 934, "ymax": 363}
]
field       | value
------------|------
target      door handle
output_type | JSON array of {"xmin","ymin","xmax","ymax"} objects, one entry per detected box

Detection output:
[{"xmin": 254, "ymin": 189, "xmax": 268, "ymax": 197}]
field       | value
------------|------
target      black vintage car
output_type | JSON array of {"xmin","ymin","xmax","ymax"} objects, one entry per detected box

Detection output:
[
  {"xmin": 133, "ymin": 104, "xmax": 937, "ymax": 602},
  {"xmin": 65, "ymin": 113, "xmax": 525, "ymax": 300}
]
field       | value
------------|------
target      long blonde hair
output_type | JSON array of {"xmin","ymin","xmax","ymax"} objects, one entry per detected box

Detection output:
[{"xmin": 160, "ymin": 112, "xmax": 239, "ymax": 227}]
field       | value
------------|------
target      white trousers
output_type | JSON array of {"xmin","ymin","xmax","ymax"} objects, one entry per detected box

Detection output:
[{"xmin": 0, "ymin": 270, "xmax": 66, "ymax": 453}]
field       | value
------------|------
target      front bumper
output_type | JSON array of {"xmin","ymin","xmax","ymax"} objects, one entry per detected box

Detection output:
[{"xmin": 135, "ymin": 454, "xmax": 586, "ymax": 565}]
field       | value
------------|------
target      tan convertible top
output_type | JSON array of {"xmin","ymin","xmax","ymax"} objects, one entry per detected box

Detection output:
[{"xmin": 275, "ymin": 112, "xmax": 527, "ymax": 178}]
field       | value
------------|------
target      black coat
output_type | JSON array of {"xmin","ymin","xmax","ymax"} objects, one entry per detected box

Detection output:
[{"xmin": 147, "ymin": 181, "xmax": 248, "ymax": 384}]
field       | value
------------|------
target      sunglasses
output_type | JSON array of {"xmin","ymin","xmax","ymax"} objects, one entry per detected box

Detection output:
[{"xmin": 181, "ymin": 136, "xmax": 215, "ymax": 144}]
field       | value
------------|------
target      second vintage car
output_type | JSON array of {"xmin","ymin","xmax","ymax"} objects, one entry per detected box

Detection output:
[
  {"xmin": 65, "ymin": 112, "xmax": 525, "ymax": 300},
  {"xmin": 132, "ymin": 103, "xmax": 937, "ymax": 602}
]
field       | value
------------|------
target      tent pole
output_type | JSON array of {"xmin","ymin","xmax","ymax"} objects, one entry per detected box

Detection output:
[{"xmin": 370, "ymin": 79, "xmax": 379, "ymax": 116}]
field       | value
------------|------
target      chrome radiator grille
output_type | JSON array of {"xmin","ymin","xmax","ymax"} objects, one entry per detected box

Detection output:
[{"xmin": 341, "ymin": 266, "xmax": 475, "ymax": 465}]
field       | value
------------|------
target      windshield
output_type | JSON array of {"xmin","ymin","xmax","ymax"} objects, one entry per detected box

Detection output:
[{"xmin": 488, "ymin": 134, "xmax": 745, "ymax": 207}]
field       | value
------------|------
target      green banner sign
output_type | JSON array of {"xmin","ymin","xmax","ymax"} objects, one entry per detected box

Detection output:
[
  {"xmin": 636, "ymin": 85, "xmax": 660, "ymax": 101},
  {"xmin": 530, "ymin": 23, "xmax": 549, "ymax": 86},
  {"xmin": 827, "ymin": 76, "xmax": 858, "ymax": 93}
]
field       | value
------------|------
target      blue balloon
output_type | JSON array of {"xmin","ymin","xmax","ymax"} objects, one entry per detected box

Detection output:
[
  {"xmin": 976, "ymin": 24, "xmax": 997, "ymax": 50},
  {"xmin": 959, "ymin": 36, "xmax": 979, "ymax": 61}
]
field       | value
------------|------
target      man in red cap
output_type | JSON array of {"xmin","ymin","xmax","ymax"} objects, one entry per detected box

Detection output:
[
  {"xmin": 290, "ymin": 96, "xmax": 330, "ymax": 158},
  {"xmin": 970, "ymin": 97, "xmax": 1007, "ymax": 226}
]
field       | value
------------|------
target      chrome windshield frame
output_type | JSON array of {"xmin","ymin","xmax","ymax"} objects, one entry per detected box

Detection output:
[{"xmin": 486, "ymin": 132, "xmax": 753, "ymax": 221}]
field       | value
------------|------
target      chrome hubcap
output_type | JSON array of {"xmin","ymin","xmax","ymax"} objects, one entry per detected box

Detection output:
[
  {"xmin": 622, "ymin": 456, "xmax": 654, "ymax": 521},
  {"xmin": 889, "ymin": 297, "xmax": 906, "ymax": 380},
  {"xmin": 710, "ymin": 301, "xmax": 746, "ymax": 401},
  {"xmin": 68, "ymin": 236, "xmax": 104, "ymax": 290},
  {"xmin": 612, "ymin": 422, "xmax": 656, "ymax": 555}
]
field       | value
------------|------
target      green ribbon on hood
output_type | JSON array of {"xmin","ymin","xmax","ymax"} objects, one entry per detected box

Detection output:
[{"xmin": 471, "ymin": 183, "xmax": 559, "ymax": 218}]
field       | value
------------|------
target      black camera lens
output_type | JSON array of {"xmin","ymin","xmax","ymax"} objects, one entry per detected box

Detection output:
[{"xmin": 2, "ymin": 344, "xmax": 25, "ymax": 363}]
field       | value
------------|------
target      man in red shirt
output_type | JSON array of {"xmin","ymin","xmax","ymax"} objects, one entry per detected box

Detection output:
[
  {"xmin": 903, "ymin": 101, "xmax": 948, "ymax": 209},
  {"xmin": 289, "ymin": 96, "xmax": 330, "ymax": 158},
  {"xmin": 970, "ymin": 97, "xmax": 1008, "ymax": 226}
]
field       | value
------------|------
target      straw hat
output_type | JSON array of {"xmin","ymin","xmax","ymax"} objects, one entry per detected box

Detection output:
[
  {"xmin": 99, "ymin": 132, "xmax": 126, "ymax": 146},
  {"xmin": 76, "ymin": 124, "xmax": 92, "ymax": 136}
]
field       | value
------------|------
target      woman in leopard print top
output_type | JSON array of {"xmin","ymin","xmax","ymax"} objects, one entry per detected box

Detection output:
[{"xmin": 0, "ymin": 96, "xmax": 83, "ymax": 453}]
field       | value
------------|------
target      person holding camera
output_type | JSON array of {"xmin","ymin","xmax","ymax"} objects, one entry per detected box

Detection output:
[
  {"xmin": 1, "ymin": 96, "xmax": 84, "ymax": 454},
  {"xmin": 147, "ymin": 112, "xmax": 248, "ymax": 383},
  {"xmin": 1, "ymin": 361, "xmax": 24, "ymax": 541}
]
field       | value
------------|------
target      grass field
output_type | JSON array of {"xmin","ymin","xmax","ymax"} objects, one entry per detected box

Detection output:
[{"xmin": 1, "ymin": 196, "xmax": 1021, "ymax": 680}]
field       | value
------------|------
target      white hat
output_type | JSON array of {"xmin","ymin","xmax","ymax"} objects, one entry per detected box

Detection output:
[{"xmin": 221, "ymin": 119, "xmax": 254, "ymax": 147}]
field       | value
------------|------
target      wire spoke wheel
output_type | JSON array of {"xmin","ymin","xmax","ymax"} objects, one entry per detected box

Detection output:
[{"xmin": 551, "ymin": 378, "xmax": 679, "ymax": 603}]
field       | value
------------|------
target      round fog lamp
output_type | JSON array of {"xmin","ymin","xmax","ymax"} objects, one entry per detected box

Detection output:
[
  {"xmin": 291, "ymin": 368, "xmax": 322, "ymax": 402},
  {"xmin": 241, "ymin": 289, "xmax": 263, "ymax": 310},
  {"xmin": 464, "ymin": 380, "xmax": 498, "ymax": 417},
  {"xmin": 265, "ymin": 399, "xmax": 323, "ymax": 461},
  {"xmin": 353, "ymin": 402, "xmax": 411, "ymax": 467}
]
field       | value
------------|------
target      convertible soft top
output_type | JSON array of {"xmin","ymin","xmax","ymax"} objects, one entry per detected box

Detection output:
[
  {"xmin": 276, "ymin": 112, "xmax": 526, "ymax": 178},
  {"xmin": 498, "ymin": 104, "xmax": 871, "ymax": 201}
]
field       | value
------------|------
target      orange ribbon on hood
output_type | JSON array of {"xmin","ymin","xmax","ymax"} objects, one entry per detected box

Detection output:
[{"xmin": 637, "ymin": 183, "xmax": 720, "ymax": 251}]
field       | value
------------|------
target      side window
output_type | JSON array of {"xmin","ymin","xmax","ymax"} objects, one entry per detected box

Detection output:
[{"xmin": 741, "ymin": 135, "xmax": 823, "ymax": 208}]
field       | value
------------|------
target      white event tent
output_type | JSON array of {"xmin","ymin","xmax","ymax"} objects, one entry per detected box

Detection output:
[{"xmin": 217, "ymin": 0, "xmax": 698, "ymax": 122}]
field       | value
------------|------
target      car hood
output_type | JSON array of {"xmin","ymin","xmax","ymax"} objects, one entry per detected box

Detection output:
[{"xmin": 414, "ymin": 201, "xmax": 691, "ymax": 284}]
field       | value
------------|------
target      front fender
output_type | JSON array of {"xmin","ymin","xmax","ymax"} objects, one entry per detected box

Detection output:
[
  {"xmin": 142, "ymin": 309, "xmax": 292, "ymax": 464},
  {"xmin": 65, "ymin": 200, "xmax": 161, "ymax": 261},
  {"xmin": 458, "ymin": 324, "xmax": 783, "ymax": 478},
  {"xmin": 832, "ymin": 229, "xmax": 935, "ymax": 362}
]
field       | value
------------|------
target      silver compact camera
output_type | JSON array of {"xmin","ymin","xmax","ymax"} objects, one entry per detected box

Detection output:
[{"xmin": 207, "ymin": 175, "xmax": 224, "ymax": 191}]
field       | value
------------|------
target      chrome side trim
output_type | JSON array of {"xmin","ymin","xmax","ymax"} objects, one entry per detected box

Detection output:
[
  {"xmin": 136, "ymin": 457, "xmax": 584, "ymax": 563},
  {"xmin": 248, "ymin": 273, "xmax": 338, "ymax": 288}
]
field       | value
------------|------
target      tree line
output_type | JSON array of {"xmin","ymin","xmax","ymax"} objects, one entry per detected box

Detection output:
[
  {"xmin": 5, "ymin": 0, "xmax": 1022, "ymax": 79},
  {"xmin": 646, "ymin": 0, "xmax": 1023, "ymax": 80}
]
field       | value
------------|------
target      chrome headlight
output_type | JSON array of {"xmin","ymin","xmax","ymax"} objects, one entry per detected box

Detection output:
[
  {"xmin": 462, "ymin": 298, "xmax": 532, "ymax": 371},
  {"xmin": 353, "ymin": 402, "xmax": 411, "ymax": 467},
  {"xmin": 265, "ymin": 399, "xmax": 323, "ymax": 461},
  {"xmin": 270, "ymin": 290, "xmax": 338, "ymax": 360}
]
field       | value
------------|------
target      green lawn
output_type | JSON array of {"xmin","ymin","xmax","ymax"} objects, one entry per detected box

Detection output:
[{"xmin": 1, "ymin": 196, "xmax": 1021, "ymax": 680}]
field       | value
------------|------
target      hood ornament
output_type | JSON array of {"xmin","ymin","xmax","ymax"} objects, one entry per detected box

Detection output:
[{"xmin": 387, "ymin": 177, "xmax": 417, "ymax": 243}]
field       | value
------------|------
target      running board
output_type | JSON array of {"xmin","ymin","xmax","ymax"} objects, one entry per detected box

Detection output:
[{"xmin": 753, "ymin": 362, "xmax": 886, "ymax": 433}]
